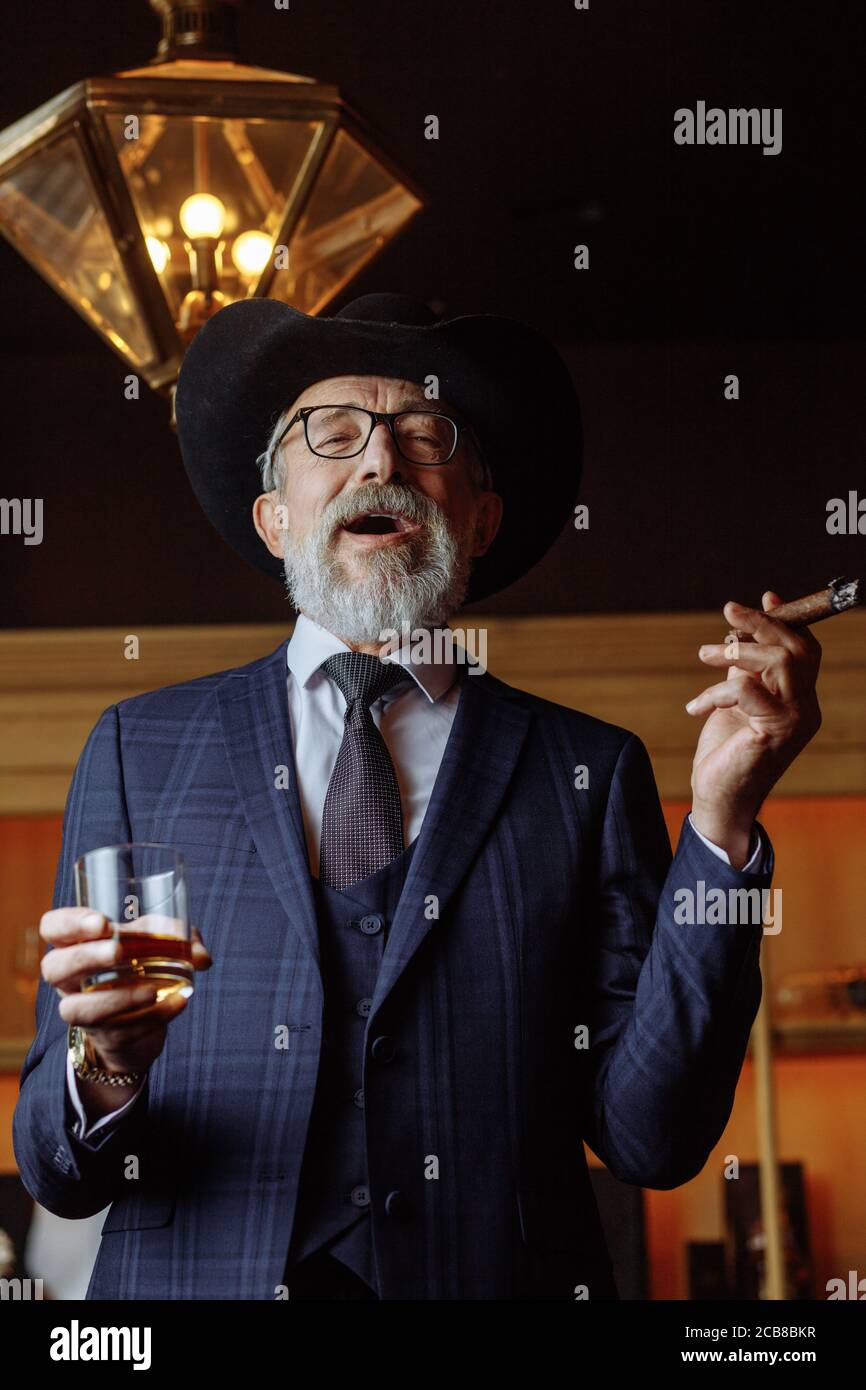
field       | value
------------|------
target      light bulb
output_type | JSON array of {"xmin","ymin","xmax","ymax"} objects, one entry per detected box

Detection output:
[
  {"xmin": 231, "ymin": 230, "xmax": 272, "ymax": 278},
  {"xmin": 179, "ymin": 193, "xmax": 227, "ymax": 239},
  {"xmin": 146, "ymin": 237, "xmax": 171, "ymax": 274}
]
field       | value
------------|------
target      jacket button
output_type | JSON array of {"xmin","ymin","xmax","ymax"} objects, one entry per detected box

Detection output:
[
  {"xmin": 370, "ymin": 1035, "xmax": 396, "ymax": 1063},
  {"xmin": 353, "ymin": 1087, "xmax": 365, "ymax": 1109},
  {"xmin": 350, "ymin": 1184, "xmax": 371, "ymax": 1208},
  {"xmin": 356, "ymin": 997, "xmax": 373, "ymax": 1018},
  {"xmin": 385, "ymin": 1189, "xmax": 409, "ymax": 1219},
  {"xmin": 359, "ymin": 913, "xmax": 384, "ymax": 935}
]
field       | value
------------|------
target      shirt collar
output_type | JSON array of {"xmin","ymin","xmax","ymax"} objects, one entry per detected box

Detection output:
[{"xmin": 286, "ymin": 612, "xmax": 461, "ymax": 705}]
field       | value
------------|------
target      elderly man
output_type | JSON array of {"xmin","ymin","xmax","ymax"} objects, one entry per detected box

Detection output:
[{"xmin": 14, "ymin": 293, "xmax": 821, "ymax": 1301}]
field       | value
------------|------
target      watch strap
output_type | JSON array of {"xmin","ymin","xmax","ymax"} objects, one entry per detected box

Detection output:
[{"xmin": 67, "ymin": 1024, "xmax": 143, "ymax": 1087}]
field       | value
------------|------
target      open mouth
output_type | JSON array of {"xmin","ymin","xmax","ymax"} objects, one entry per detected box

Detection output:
[{"xmin": 340, "ymin": 510, "xmax": 421, "ymax": 538}]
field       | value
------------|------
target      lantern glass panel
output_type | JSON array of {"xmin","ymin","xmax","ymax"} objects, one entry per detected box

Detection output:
[
  {"xmin": 272, "ymin": 127, "xmax": 423, "ymax": 313},
  {"xmin": 0, "ymin": 134, "xmax": 153, "ymax": 364},
  {"xmin": 103, "ymin": 113, "xmax": 323, "ymax": 315}
]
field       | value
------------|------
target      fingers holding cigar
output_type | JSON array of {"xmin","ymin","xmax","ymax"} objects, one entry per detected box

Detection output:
[
  {"xmin": 686, "ymin": 588, "xmax": 826, "ymax": 807},
  {"xmin": 758, "ymin": 591, "xmax": 824, "ymax": 662},
  {"xmin": 722, "ymin": 598, "xmax": 818, "ymax": 656},
  {"xmin": 699, "ymin": 598, "xmax": 818, "ymax": 700},
  {"xmin": 691, "ymin": 591, "xmax": 824, "ymax": 724},
  {"xmin": 757, "ymin": 591, "xmax": 824, "ymax": 665}
]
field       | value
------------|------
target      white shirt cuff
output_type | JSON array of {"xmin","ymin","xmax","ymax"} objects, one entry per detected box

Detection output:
[
  {"xmin": 66, "ymin": 1051, "xmax": 145, "ymax": 1142},
  {"xmin": 688, "ymin": 814, "xmax": 763, "ymax": 872}
]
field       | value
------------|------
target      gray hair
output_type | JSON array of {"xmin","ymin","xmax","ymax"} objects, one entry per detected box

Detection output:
[
  {"xmin": 256, "ymin": 409, "xmax": 289, "ymax": 494},
  {"xmin": 256, "ymin": 404, "xmax": 493, "ymax": 496}
]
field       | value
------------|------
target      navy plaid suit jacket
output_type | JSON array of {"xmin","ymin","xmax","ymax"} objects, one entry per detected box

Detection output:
[{"xmin": 14, "ymin": 637, "xmax": 770, "ymax": 1300}]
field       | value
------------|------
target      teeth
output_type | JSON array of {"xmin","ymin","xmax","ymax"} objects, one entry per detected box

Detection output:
[{"xmin": 341, "ymin": 509, "xmax": 419, "ymax": 535}]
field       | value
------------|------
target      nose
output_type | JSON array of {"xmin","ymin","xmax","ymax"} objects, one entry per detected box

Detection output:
[{"xmin": 354, "ymin": 419, "xmax": 405, "ymax": 485}]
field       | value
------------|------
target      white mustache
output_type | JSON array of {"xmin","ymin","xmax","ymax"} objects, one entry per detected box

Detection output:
[{"xmin": 322, "ymin": 482, "xmax": 439, "ymax": 537}]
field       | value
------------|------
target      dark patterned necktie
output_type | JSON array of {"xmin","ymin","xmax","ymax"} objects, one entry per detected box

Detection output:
[{"xmin": 318, "ymin": 651, "xmax": 411, "ymax": 890}]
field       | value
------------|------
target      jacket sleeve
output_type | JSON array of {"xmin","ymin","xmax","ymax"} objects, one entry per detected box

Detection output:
[
  {"xmin": 13, "ymin": 705, "xmax": 152, "ymax": 1219},
  {"xmin": 579, "ymin": 733, "xmax": 768, "ymax": 1189}
]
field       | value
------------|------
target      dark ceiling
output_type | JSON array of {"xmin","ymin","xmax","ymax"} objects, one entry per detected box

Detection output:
[{"xmin": 1, "ymin": 0, "xmax": 864, "ymax": 626}]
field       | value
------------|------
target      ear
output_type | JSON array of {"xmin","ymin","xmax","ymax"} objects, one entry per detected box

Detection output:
[
  {"xmin": 470, "ymin": 490, "xmax": 504, "ymax": 558},
  {"xmin": 252, "ymin": 493, "xmax": 288, "ymax": 561}
]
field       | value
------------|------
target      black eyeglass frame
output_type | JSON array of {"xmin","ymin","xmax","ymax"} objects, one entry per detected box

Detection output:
[{"xmin": 274, "ymin": 404, "xmax": 481, "ymax": 468}]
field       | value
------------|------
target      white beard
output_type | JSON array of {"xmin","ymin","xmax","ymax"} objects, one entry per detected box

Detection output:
[{"xmin": 280, "ymin": 480, "xmax": 474, "ymax": 644}]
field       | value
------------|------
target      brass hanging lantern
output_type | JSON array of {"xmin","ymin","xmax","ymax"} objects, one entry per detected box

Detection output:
[{"xmin": 0, "ymin": 0, "xmax": 425, "ymax": 394}]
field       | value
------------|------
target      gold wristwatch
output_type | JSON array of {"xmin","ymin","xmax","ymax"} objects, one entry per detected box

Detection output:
[{"xmin": 67, "ymin": 1025, "xmax": 143, "ymax": 1087}]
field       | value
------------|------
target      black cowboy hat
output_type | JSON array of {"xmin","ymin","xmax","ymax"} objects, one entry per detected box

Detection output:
[{"xmin": 174, "ymin": 291, "xmax": 582, "ymax": 604}]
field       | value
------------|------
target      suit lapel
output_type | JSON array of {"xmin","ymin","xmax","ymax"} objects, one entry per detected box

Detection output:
[
  {"xmin": 371, "ymin": 669, "xmax": 532, "ymax": 1016},
  {"xmin": 216, "ymin": 641, "xmax": 321, "ymax": 971}
]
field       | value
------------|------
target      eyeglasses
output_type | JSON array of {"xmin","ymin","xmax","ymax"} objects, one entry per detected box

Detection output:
[{"xmin": 275, "ymin": 404, "xmax": 472, "ymax": 466}]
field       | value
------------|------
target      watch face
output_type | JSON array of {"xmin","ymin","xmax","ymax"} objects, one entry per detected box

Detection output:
[{"xmin": 68, "ymin": 1025, "xmax": 87, "ymax": 1068}]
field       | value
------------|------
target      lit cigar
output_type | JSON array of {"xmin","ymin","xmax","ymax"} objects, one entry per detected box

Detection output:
[{"xmin": 725, "ymin": 576, "xmax": 863, "ymax": 643}]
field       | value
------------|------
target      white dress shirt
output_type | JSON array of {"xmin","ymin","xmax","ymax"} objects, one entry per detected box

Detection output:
[
  {"xmin": 67, "ymin": 612, "xmax": 762, "ymax": 1140},
  {"xmin": 285, "ymin": 612, "xmax": 463, "ymax": 874}
]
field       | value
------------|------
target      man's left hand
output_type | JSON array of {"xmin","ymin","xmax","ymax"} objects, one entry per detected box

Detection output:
[{"xmin": 686, "ymin": 591, "xmax": 822, "ymax": 867}]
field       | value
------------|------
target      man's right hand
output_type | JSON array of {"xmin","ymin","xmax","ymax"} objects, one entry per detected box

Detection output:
[{"xmin": 40, "ymin": 907, "xmax": 213, "ymax": 1115}]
